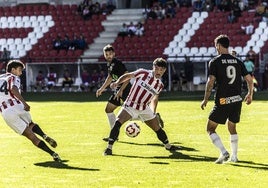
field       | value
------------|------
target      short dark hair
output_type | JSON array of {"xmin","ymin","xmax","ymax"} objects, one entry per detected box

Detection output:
[
  {"xmin": 6, "ymin": 60, "xmax": 25, "ymax": 72},
  {"xmin": 214, "ymin": 34, "xmax": 229, "ymax": 48},
  {"xmin": 103, "ymin": 44, "xmax": 114, "ymax": 52},
  {"xmin": 153, "ymin": 58, "xmax": 167, "ymax": 68}
]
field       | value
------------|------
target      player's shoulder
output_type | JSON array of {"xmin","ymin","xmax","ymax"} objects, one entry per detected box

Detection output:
[{"xmin": 113, "ymin": 58, "xmax": 122, "ymax": 64}]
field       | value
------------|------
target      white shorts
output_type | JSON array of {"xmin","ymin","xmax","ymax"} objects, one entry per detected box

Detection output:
[
  {"xmin": 121, "ymin": 104, "xmax": 155, "ymax": 122},
  {"xmin": 1, "ymin": 103, "xmax": 32, "ymax": 135}
]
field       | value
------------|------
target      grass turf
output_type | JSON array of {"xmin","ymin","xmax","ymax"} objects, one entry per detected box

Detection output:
[{"xmin": 0, "ymin": 92, "xmax": 267, "ymax": 187}]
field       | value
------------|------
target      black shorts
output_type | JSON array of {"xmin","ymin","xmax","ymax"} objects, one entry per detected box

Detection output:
[
  {"xmin": 209, "ymin": 102, "xmax": 242, "ymax": 124},
  {"xmin": 108, "ymin": 83, "xmax": 131, "ymax": 106}
]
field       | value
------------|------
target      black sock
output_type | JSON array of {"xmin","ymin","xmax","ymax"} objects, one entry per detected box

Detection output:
[
  {"xmin": 156, "ymin": 128, "xmax": 169, "ymax": 144},
  {"xmin": 32, "ymin": 124, "xmax": 45, "ymax": 137},
  {"xmin": 108, "ymin": 121, "xmax": 122, "ymax": 145},
  {"xmin": 37, "ymin": 140, "xmax": 54, "ymax": 155}
]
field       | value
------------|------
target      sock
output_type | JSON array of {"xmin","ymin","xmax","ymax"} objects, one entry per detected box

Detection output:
[
  {"xmin": 107, "ymin": 112, "xmax": 116, "ymax": 129},
  {"xmin": 230, "ymin": 134, "xmax": 238, "ymax": 158},
  {"xmin": 37, "ymin": 140, "xmax": 54, "ymax": 155},
  {"xmin": 32, "ymin": 124, "xmax": 45, "ymax": 137},
  {"xmin": 210, "ymin": 133, "xmax": 227, "ymax": 155},
  {"xmin": 107, "ymin": 121, "xmax": 122, "ymax": 149},
  {"xmin": 156, "ymin": 128, "xmax": 169, "ymax": 145}
]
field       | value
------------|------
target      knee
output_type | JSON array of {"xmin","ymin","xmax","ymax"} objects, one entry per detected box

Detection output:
[
  {"xmin": 105, "ymin": 108, "xmax": 112, "ymax": 113},
  {"xmin": 207, "ymin": 127, "xmax": 216, "ymax": 135}
]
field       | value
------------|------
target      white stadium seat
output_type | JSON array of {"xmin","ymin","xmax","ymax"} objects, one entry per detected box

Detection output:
[
  {"xmin": 15, "ymin": 16, "xmax": 22, "ymax": 22},
  {"xmin": 45, "ymin": 15, "xmax": 52, "ymax": 21},
  {"xmin": 259, "ymin": 21, "xmax": 267, "ymax": 29},
  {"xmin": 260, "ymin": 34, "xmax": 268, "ymax": 41},
  {"xmin": 164, "ymin": 47, "xmax": 173, "ymax": 55},
  {"xmin": 201, "ymin": 11, "xmax": 208, "ymax": 18},
  {"xmin": 192, "ymin": 12, "xmax": 200, "ymax": 18},
  {"xmin": 22, "ymin": 16, "xmax": 30, "ymax": 22},
  {"xmin": 174, "ymin": 35, "xmax": 182, "ymax": 42},
  {"xmin": 37, "ymin": 15, "xmax": 45, "ymax": 22},
  {"xmin": 169, "ymin": 41, "xmax": 177, "ymax": 48},
  {"xmin": 7, "ymin": 16, "xmax": 15, "ymax": 22},
  {"xmin": 234, "ymin": 46, "xmax": 242, "ymax": 54}
]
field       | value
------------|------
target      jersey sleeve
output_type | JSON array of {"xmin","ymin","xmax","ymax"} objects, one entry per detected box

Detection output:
[
  {"xmin": 11, "ymin": 76, "xmax": 21, "ymax": 89},
  {"xmin": 208, "ymin": 59, "xmax": 217, "ymax": 76},
  {"xmin": 117, "ymin": 60, "xmax": 127, "ymax": 73},
  {"xmin": 133, "ymin": 68, "xmax": 147, "ymax": 78},
  {"xmin": 240, "ymin": 61, "xmax": 250, "ymax": 77}
]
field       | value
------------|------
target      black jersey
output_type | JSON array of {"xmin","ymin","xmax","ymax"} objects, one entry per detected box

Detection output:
[
  {"xmin": 209, "ymin": 54, "xmax": 249, "ymax": 104},
  {"xmin": 107, "ymin": 58, "xmax": 127, "ymax": 82}
]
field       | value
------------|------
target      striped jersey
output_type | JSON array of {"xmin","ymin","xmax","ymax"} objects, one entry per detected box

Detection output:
[
  {"xmin": 124, "ymin": 69, "xmax": 164, "ymax": 110},
  {"xmin": 0, "ymin": 73, "xmax": 21, "ymax": 102}
]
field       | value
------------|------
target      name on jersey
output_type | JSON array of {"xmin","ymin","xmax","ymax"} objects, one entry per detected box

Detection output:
[
  {"xmin": 219, "ymin": 95, "xmax": 242, "ymax": 105},
  {"xmin": 141, "ymin": 81, "xmax": 157, "ymax": 95},
  {"xmin": 221, "ymin": 59, "xmax": 237, "ymax": 64}
]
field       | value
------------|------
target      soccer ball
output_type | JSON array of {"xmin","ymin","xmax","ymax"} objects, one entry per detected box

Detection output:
[{"xmin": 125, "ymin": 122, "xmax": 140, "ymax": 138}]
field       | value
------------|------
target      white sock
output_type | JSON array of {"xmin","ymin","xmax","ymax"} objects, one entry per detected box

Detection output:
[
  {"xmin": 230, "ymin": 134, "xmax": 238, "ymax": 158},
  {"xmin": 107, "ymin": 144, "xmax": 113, "ymax": 150},
  {"xmin": 107, "ymin": 112, "xmax": 116, "ymax": 129},
  {"xmin": 210, "ymin": 133, "xmax": 227, "ymax": 155},
  {"xmin": 164, "ymin": 143, "xmax": 171, "ymax": 149}
]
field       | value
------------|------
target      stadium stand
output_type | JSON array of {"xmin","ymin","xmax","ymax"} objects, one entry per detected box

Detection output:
[
  {"xmin": 0, "ymin": 3, "xmax": 267, "ymax": 63},
  {"xmin": 0, "ymin": 4, "xmax": 105, "ymax": 63},
  {"xmin": 0, "ymin": 1, "xmax": 266, "ymax": 91}
]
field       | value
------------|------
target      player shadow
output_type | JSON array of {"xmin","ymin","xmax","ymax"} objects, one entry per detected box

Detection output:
[
  {"xmin": 167, "ymin": 152, "xmax": 217, "ymax": 162},
  {"xmin": 227, "ymin": 160, "xmax": 268, "ymax": 170},
  {"xmin": 34, "ymin": 160, "xmax": 100, "ymax": 171},
  {"xmin": 113, "ymin": 151, "xmax": 215, "ymax": 163},
  {"xmin": 118, "ymin": 140, "xmax": 198, "ymax": 152}
]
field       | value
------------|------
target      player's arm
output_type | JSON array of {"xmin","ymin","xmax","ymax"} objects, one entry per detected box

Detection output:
[
  {"xmin": 110, "ymin": 72, "xmax": 134, "ymax": 89},
  {"xmin": 150, "ymin": 94, "xmax": 165, "ymax": 128},
  {"xmin": 114, "ymin": 71, "xmax": 130, "ymax": 99},
  {"xmin": 201, "ymin": 75, "xmax": 215, "ymax": 110},
  {"xmin": 96, "ymin": 74, "xmax": 113, "ymax": 97},
  {"xmin": 11, "ymin": 85, "xmax": 30, "ymax": 111},
  {"xmin": 243, "ymin": 74, "xmax": 254, "ymax": 105},
  {"xmin": 150, "ymin": 95, "xmax": 159, "ymax": 113}
]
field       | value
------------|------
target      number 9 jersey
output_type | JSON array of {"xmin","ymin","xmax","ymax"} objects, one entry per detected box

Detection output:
[{"xmin": 208, "ymin": 54, "xmax": 249, "ymax": 105}]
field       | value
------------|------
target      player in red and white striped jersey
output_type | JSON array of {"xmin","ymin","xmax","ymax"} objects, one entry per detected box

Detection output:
[
  {"xmin": 103, "ymin": 58, "xmax": 180, "ymax": 156},
  {"xmin": 0, "ymin": 60, "xmax": 61, "ymax": 162},
  {"xmin": 124, "ymin": 68, "xmax": 164, "ymax": 111}
]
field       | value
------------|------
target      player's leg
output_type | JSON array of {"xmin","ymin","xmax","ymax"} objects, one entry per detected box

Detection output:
[
  {"xmin": 30, "ymin": 122, "xmax": 57, "ymax": 148},
  {"xmin": 103, "ymin": 109, "xmax": 132, "ymax": 155},
  {"xmin": 103, "ymin": 95, "xmax": 121, "ymax": 141},
  {"xmin": 227, "ymin": 103, "xmax": 241, "ymax": 162},
  {"xmin": 22, "ymin": 126, "xmax": 61, "ymax": 162},
  {"xmin": 141, "ymin": 107, "xmax": 179, "ymax": 151},
  {"xmin": 207, "ymin": 119, "xmax": 229, "ymax": 163},
  {"xmin": 105, "ymin": 102, "xmax": 118, "ymax": 128},
  {"xmin": 208, "ymin": 105, "xmax": 230, "ymax": 163},
  {"xmin": 145, "ymin": 117, "xmax": 180, "ymax": 151},
  {"xmin": 227, "ymin": 120, "xmax": 238, "ymax": 162}
]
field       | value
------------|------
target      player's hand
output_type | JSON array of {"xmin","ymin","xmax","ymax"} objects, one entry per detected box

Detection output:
[
  {"xmin": 110, "ymin": 82, "xmax": 118, "ymax": 90},
  {"xmin": 200, "ymin": 100, "xmax": 207, "ymax": 110},
  {"xmin": 113, "ymin": 90, "xmax": 123, "ymax": 101},
  {"xmin": 244, "ymin": 94, "xmax": 252, "ymax": 105},
  {"xmin": 96, "ymin": 89, "xmax": 102, "ymax": 97}
]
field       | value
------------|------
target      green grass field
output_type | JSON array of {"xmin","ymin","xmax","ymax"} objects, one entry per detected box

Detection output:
[{"xmin": 0, "ymin": 92, "xmax": 267, "ymax": 188}]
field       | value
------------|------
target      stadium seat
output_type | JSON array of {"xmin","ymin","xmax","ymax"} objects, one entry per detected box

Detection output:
[{"xmin": 164, "ymin": 47, "xmax": 173, "ymax": 55}]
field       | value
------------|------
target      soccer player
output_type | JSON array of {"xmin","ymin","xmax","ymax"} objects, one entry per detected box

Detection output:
[
  {"xmin": 103, "ymin": 57, "xmax": 180, "ymax": 156},
  {"xmin": 201, "ymin": 35, "xmax": 253, "ymax": 164},
  {"xmin": 0, "ymin": 60, "xmax": 61, "ymax": 162},
  {"xmin": 97, "ymin": 45, "xmax": 164, "ymax": 141},
  {"xmin": 96, "ymin": 44, "xmax": 132, "ymax": 141}
]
